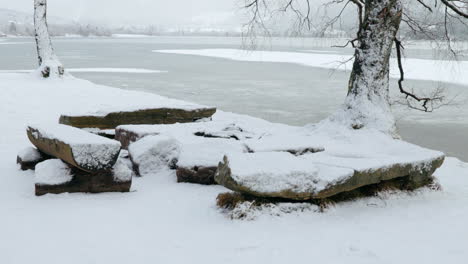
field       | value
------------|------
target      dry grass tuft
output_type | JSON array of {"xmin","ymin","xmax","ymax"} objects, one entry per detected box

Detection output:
[{"xmin": 217, "ymin": 175, "xmax": 441, "ymax": 216}]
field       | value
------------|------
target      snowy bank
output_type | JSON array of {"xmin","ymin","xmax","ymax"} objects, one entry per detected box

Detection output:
[
  {"xmin": 154, "ymin": 49, "xmax": 468, "ymax": 86},
  {"xmin": 1, "ymin": 73, "xmax": 468, "ymax": 263}
]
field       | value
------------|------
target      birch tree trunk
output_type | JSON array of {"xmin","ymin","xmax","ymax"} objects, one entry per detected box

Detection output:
[
  {"xmin": 339, "ymin": 0, "xmax": 402, "ymax": 136},
  {"xmin": 34, "ymin": 0, "xmax": 64, "ymax": 78}
]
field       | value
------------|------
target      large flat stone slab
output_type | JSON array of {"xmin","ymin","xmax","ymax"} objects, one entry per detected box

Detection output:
[
  {"xmin": 215, "ymin": 151, "xmax": 445, "ymax": 200},
  {"xmin": 27, "ymin": 124, "xmax": 121, "ymax": 172},
  {"xmin": 60, "ymin": 107, "xmax": 217, "ymax": 129}
]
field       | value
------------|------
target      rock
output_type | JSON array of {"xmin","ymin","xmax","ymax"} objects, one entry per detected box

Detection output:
[
  {"xmin": 176, "ymin": 166, "xmax": 217, "ymax": 185},
  {"xmin": 312, "ymin": 156, "xmax": 445, "ymax": 198},
  {"xmin": 128, "ymin": 135, "xmax": 181, "ymax": 176},
  {"xmin": 35, "ymin": 158, "xmax": 132, "ymax": 196},
  {"xmin": 215, "ymin": 152, "xmax": 445, "ymax": 200},
  {"xmin": 59, "ymin": 107, "xmax": 217, "ymax": 129},
  {"xmin": 27, "ymin": 124, "xmax": 121, "ymax": 173},
  {"xmin": 16, "ymin": 146, "xmax": 51, "ymax": 170},
  {"xmin": 115, "ymin": 127, "xmax": 159, "ymax": 150}
]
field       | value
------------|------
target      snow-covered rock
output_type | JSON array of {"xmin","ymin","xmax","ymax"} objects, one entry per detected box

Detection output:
[
  {"xmin": 16, "ymin": 146, "xmax": 50, "ymax": 170},
  {"xmin": 216, "ymin": 123, "xmax": 446, "ymax": 200},
  {"xmin": 27, "ymin": 124, "xmax": 121, "ymax": 172},
  {"xmin": 128, "ymin": 135, "xmax": 181, "ymax": 175},
  {"xmin": 215, "ymin": 152, "xmax": 355, "ymax": 200},
  {"xmin": 35, "ymin": 159, "xmax": 73, "ymax": 186},
  {"xmin": 34, "ymin": 156, "xmax": 133, "ymax": 196}
]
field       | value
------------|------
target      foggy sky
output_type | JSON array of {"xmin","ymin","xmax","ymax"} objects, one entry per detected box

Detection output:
[{"xmin": 0, "ymin": 0, "xmax": 237, "ymax": 25}]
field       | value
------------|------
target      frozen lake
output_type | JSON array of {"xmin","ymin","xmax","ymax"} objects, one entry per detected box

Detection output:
[{"xmin": 1, "ymin": 36, "xmax": 467, "ymax": 161}]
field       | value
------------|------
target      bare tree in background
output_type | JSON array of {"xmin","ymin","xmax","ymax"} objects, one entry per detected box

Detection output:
[
  {"xmin": 242, "ymin": 0, "xmax": 467, "ymax": 136},
  {"xmin": 34, "ymin": 0, "xmax": 64, "ymax": 78}
]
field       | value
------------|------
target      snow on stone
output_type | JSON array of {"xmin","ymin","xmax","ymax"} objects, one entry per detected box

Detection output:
[
  {"xmin": 59, "ymin": 79, "xmax": 212, "ymax": 117},
  {"xmin": 112, "ymin": 155, "xmax": 133, "ymax": 182},
  {"xmin": 244, "ymin": 133, "xmax": 324, "ymax": 154},
  {"xmin": 128, "ymin": 135, "xmax": 181, "ymax": 174},
  {"xmin": 302, "ymin": 121, "xmax": 445, "ymax": 173},
  {"xmin": 29, "ymin": 123, "xmax": 121, "ymax": 170},
  {"xmin": 225, "ymin": 152, "xmax": 354, "ymax": 194},
  {"xmin": 177, "ymin": 138, "xmax": 247, "ymax": 168},
  {"xmin": 154, "ymin": 49, "xmax": 468, "ymax": 86},
  {"xmin": 35, "ymin": 159, "xmax": 73, "ymax": 185},
  {"xmin": 17, "ymin": 146, "xmax": 42, "ymax": 162}
]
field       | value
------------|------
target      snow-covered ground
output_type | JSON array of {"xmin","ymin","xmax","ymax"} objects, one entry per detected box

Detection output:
[
  {"xmin": 1, "ymin": 73, "xmax": 468, "ymax": 264},
  {"xmin": 0, "ymin": 68, "xmax": 166, "ymax": 74}
]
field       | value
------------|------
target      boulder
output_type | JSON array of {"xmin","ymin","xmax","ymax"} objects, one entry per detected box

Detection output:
[
  {"xmin": 59, "ymin": 107, "xmax": 217, "ymax": 129},
  {"xmin": 27, "ymin": 124, "xmax": 121, "ymax": 173},
  {"xmin": 115, "ymin": 127, "xmax": 159, "ymax": 150},
  {"xmin": 16, "ymin": 146, "xmax": 51, "ymax": 170},
  {"xmin": 215, "ymin": 151, "xmax": 445, "ymax": 200},
  {"xmin": 35, "ymin": 158, "xmax": 132, "ymax": 196},
  {"xmin": 128, "ymin": 135, "xmax": 181, "ymax": 176}
]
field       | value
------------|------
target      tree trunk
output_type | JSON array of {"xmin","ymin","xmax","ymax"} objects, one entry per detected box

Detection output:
[
  {"xmin": 34, "ymin": 0, "xmax": 64, "ymax": 78},
  {"xmin": 338, "ymin": 0, "xmax": 402, "ymax": 136}
]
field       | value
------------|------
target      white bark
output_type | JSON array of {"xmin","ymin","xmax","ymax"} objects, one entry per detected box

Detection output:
[
  {"xmin": 331, "ymin": 0, "xmax": 402, "ymax": 136},
  {"xmin": 34, "ymin": 0, "xmax": 64, "ymax": 78}
]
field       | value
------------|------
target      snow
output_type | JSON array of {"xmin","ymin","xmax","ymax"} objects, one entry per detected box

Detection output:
[
  {"xmin": 244, "ymin": 134, "xmax": 324, "ymax": 154},
  {"xmin": 0, "ymin": 68, "xmax": 167, "ymax": 74},
  {"xmin": 177, "ymin": 139, "xmax": 247, "ymax": 168},
  {"xmin": 1, "ymin": 73, "xmax": 468, "ymax": 263},
  {"xmin": 67, "ymin": 68, "xmax": 167, "ymax": 73},
  {"xmin": 111, "ymin": 34, "xmax": 153, "ymax": 38},
  {"xmin": 35, "ymin": 159, "xmax": 73, "ymax": 185},
  {"xmin": 112, "ymin": 155, "xmax": 134, "ymax": 182},
  {"xmin": 154, "ymin": 49, "xmax": 468, "ymax": 86},
  {"xmin": 17, "ymin": 146, "xmax": 42, "ymax": 162},
  {"xmin": 29, "ymin": 123, "xmax": 121, "ymax": 170},
  {"xmin": 128, "ymin": 135, "xmax": 181, "ymax": 174},
  {"xmin": 225, "ymin": 152, "xmax": 354, "ymax": 193},
  {"xmin": 303, "ymin": 120, "xmax": 445, "ymax": 173}
]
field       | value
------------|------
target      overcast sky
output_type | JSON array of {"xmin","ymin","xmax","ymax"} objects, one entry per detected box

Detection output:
[{"xmin": 0, "ymin": 0, "xmax": 238, "ymax": 25}]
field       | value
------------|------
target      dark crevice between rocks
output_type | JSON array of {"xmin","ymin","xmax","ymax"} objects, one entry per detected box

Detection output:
[
  {"xmin": 176, "ymin": 166, "xmax": 217, "ymax": 185},
  {"xmin": 216, "ymin": 175, "xmax": 441, "ymax": 215},
  {"xmin": 193, "ymin": 132, "xmax": 240, "ymax": 141}
]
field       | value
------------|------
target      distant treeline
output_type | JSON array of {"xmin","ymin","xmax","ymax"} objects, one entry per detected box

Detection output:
[{"xmin": 1, "ymin": 20, "xmax": 467, "ymax": 40}]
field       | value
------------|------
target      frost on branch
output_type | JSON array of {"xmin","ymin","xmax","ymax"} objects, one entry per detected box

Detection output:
[{"xmin": 34, "ymin": 0, "xmax": 64, "ymax": 78}]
